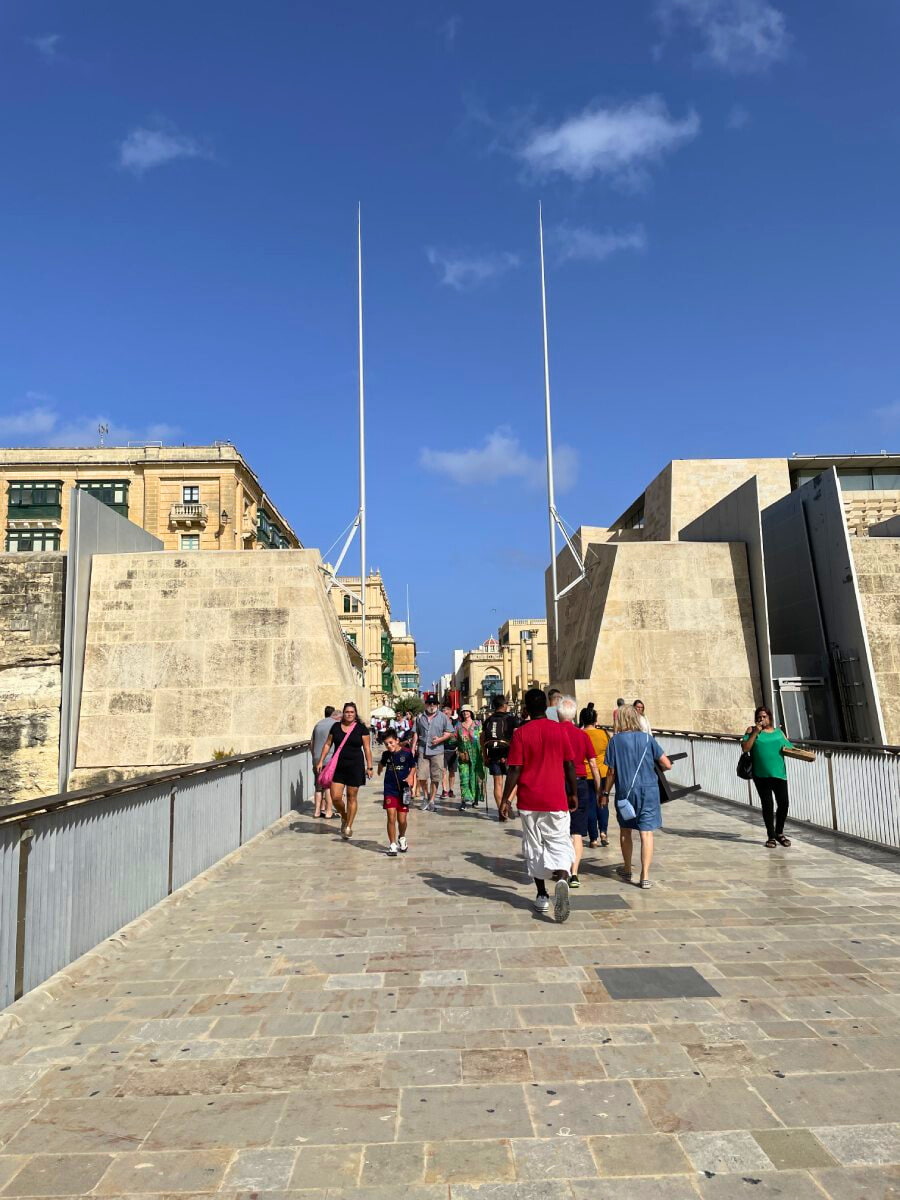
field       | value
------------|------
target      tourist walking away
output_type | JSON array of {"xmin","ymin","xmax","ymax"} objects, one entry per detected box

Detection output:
[
  {"xmin": 578, "ymin": 701, "xmax": 597, "ymax": 729},
  {"xmin": 315, "ymin": 701, "xmax": 373, "ymax": 840},
  {"xmin": 583, "ymin": 713, "xmax": 611, "ymax": 846},
  {"xmin": 456, "ymin": 704, "xmax": 485, "ymax": 809},
  {"xmin": 501, "ymin": 688, "xmax": 577, "ymax": 921},
  {"xmin": 413, "ymin": 694, "xmax": 456, "ymax": 811},
  {"xmin": 481, "ymin": 695, "xmax": 520, "ymax": 820},
  {"xmin": 546, "ymin": 688, "xmax": 562, "ymax": 721},
  {"xmin": 379, "ymin": 730, "xmax": 416, "ymax": 856},
  {"xmin": 311, "ymin": 705, "xmax": 337, "ymax": 818},
  {"xmin": 634, "ymin": 699, "xmax": 650, "ymax": 732},
  {"xmin": 742, "ymin": 706, "xmax": 795, "ymax": 848},
  {"xmin": 441, "ymin": 702, "xmax": 458, "ymax": 799},
  {"xmin": 557, "ymin": 696, "xmax": 602, "ymax": 888},
  {"xmin": 612, "ymin": 698, "xmax": 626, "ymax": 729},
  {"xmin": 604, "ymin": 705, "xmax": 672, "ymax": 888}
]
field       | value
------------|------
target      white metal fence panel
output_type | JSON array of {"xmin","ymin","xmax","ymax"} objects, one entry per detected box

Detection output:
[
  {"xmin": 693, "ymin": 739, "xmax": 753, "ymax": 806},
  {"xmin": 0, "ymin": 828, "xmax": 19, "ymax": 1009},
  {"xmin": 242, "ymin": 759, "xmax": 282, "ymax": 841},
  {"xmin": 831, "ymin": 751, "xmax": 900, "ymax": 848},
  {"xmin": 22, "ymin": 785, "xmax": 170, "ymax": 995},
  {"xmin": 783, "ymin": 755, "xmax": 833, "ymax": 829},
  {"xmin": 171, "ymin": 766, "xmax": 241, "ymax": 891},
  {"xmin": 280, "ymin": 749, "xmax": 309, "ymax": 814}
]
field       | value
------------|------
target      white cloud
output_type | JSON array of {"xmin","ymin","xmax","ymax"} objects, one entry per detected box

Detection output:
[
  {"xmin": 118, "ymin": 123, "xmax": 210, "ymax": 176},
  {"xmin": 426, "ymin": 247, "xmax": 520, "ymax": 290},
  {"xmin": 421, "ymin": 427, "xmax": 578, "ymax": 493},
  {"xmin": 518, "ymin": 95, "xmax": 700, "ymax": 188},
  {"xmin": 27, "ymin": 33, "xmax": 62, "ymax": 62},
  {"xmin": 0, "ymin": 397, "xmax": 179, "ymax": 447},
  {"xmin": 439, "ymin": 15, "xmax": 460, "ymax": 48},
  {"xmin": 656, "ymin": 0, "xmax": 790, "ymax": 73},
  {"xmin": 554, "ymin": 223, "xmax": 647, "ymax": 265},
  {"xmin": 727, "ymin": 104, "xmax": 751, "ymax": 130}
]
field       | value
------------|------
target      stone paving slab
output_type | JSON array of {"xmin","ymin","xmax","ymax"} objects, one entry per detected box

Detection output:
[{"xmin": 0, "ymin": 789, "xmax": 899, "ymax": 1197}]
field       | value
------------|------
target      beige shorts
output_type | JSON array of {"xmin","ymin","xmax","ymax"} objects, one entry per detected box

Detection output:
[{"xmin": 417, "ymin": 752, "xmax": 444, "ymax": 784}]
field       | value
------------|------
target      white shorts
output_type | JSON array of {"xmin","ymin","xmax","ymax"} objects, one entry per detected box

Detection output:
[{"xmin": 520, "ymin": 809, "xmax": 574, "ymax": 880}]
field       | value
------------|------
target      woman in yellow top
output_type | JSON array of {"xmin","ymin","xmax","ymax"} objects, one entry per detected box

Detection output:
[{"xmin": 582, "ymin": 713, "xmax": 610, "ymax": 847}]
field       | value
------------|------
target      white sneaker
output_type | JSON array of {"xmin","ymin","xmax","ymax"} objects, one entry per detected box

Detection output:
[
  {"xmin": 398, "ymin": 836, "xmax": 408, "ymax": 853},
  {"xmin": 426, "ymin": 802, "xmax": 436, "ymax": 812},
  {"xmin": 534, "ymin": 894, "xmax": 550, "ymax": 913},
  {"xmin": 386, "ymin": 842, "xmax": 399, "ymax": 856},
  {"xmin": 553, "ymin": 878, "xmax": 571, "ymax": 923}
]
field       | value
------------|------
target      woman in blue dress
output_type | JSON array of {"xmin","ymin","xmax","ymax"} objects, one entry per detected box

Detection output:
[{"xmin": 602, "ymin": 705, "xmax": 672, "ymax": 889}]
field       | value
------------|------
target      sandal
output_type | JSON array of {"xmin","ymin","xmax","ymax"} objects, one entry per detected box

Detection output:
[
  {"xmin": 639, "ymin": 879, "xmax": 652, "ymax": 889},
  {"xmin": 765, "ymin": 838, "xmax": 777, "ymax": 848},
  {"xmin": 776, "ymin": 836, "xmax": 792, "ymax": 847},
  {"xmin": 600, "ymin": 835, "xmax": 609, "ymax": 847}
]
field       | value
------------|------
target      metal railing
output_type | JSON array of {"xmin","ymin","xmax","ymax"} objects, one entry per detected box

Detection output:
[
  {"xmin": 647, "ymin": 728, "xmax": 900, "ymax": 851},
  {"xmin": 0, "ymin": 742, "xmax": 313, "ymax": 1010}
]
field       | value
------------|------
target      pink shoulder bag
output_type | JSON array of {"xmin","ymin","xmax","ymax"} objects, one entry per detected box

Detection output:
[{"xmin": 317, "ymin": 722, "xmax": 358, "ymax": 789}]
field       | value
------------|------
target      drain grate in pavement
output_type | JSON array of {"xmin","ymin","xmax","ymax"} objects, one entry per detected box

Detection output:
[
  {"xmin": 595, "ymin": 965, "xmax": 720, "ymax": 999},
  {"xmin": 569, "ymin": 895, "xmax": 630, "ymax": 910}
]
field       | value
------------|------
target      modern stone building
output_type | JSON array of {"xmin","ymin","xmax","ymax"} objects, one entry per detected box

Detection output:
[
  {"xmin": 0, "ymin": 443, "xmax": 299, "ymax": 554},
  {"xmin": 549, "ymin": 454, "xmax": 900, "ymax": 745}
]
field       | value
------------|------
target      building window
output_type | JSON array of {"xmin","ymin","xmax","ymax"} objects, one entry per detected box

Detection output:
[
  {"xmin": 183, "ymin": 485, "xmax": 200, "ymax": 503},
  {"xmin": 5, "ymin": 528, "xmax": 61, "ymax": 552},
  {"xmin": 76, "ymin": 480, "xmax": 129, "ymax": 517},
  {"xmin": 397, "ymin": 673, "xmax": 418, "ymax": 691},
  {"xmin": 347, "ymin": 632, "xmax": 357, "ymax": 645},
  {"xmin": 8, "ymin": 481, "xmax": 63, "ymax": 519},
  {"xmin": 180, "ymin": 534, "xmax": 200, "ymax": 551},
  {"xmin": 342, "ymin": 594, "xmax": 359, "ymax": 613}
]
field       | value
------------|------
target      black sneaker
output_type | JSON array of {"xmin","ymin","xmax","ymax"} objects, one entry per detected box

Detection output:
[{"xmin": 568, "ymin": 874, "xmax": 580, "ymax": 889}]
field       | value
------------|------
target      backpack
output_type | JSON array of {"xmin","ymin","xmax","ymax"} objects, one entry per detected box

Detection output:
[{"xmin": 484, "ymin": 712, "xmax": 517, "ymax": 761}]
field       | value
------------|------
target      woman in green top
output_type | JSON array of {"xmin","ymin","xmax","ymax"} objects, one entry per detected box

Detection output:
[
  {"xmin": 456, "ymin": 706, "xmax": 485, "ymax": 809},
  {"xmin": 741, "ymin": 705, "xmax": 794, "ymax": 848}
]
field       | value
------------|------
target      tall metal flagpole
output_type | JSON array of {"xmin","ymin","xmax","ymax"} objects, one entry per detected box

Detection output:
[
  {"xmin": 539, "ymin": 205, "xmax": 586, "ymax": 675},
  {"xmin": 539, "ymin": 204, "xmax": 560, "ymax": 655},
  {"xmin": 358, "ymin": 203, "xmax": 368, "ymax": 691}
]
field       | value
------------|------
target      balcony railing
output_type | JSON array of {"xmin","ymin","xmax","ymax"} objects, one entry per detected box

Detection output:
[{"xmin": 169, "ymin": 502, "xmax": 209, "ymax": 528}]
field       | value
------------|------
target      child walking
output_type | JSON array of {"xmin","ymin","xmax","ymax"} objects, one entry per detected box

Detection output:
[{"xmin": 378, "ymin": 731, "xmax": 417, "ymax": 856}]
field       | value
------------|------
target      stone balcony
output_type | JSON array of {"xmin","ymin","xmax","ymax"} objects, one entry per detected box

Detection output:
[{"xmin": 168, "ymin": 501, "xmax": 209, "ymax": 528}]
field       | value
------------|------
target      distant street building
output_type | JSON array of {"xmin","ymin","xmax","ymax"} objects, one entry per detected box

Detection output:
[
  {"xmin": 0, "ymin": 443, "xmax": 299, "ymax": 554},
  {"xmin": 332, "ymin": 570, "xmax": 398, "ymax": 710},
  {"xmin": 390, "ymin": 620, "xmax": 420, "ymax": 696},
  {"xmin": 451, "ymin": 619, "xmax": 549, "ymax": 712}
]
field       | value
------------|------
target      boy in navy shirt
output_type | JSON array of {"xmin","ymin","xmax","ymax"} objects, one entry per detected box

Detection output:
[{"xmin": 378, "ymin": 731, "xmax": 417, "ymax": 856}]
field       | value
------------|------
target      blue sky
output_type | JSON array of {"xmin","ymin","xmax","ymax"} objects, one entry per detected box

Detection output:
[{"xmin": 2, "ymin": 1, "xmax": 900, "ymax": 687}]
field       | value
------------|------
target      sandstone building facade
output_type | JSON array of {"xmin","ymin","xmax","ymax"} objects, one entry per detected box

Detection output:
[
  {"xmin": 0, "ymin": 444, "xmax": 299, "ymax": 555},
  {"xmin": 550, "ymin": 454, "xmax": 900, "ymax": 745}
]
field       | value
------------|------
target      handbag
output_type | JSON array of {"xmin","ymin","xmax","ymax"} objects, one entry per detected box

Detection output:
[
  {"xmin": 782, "ymin": 746, "xmax": 816, "ymax": 763},
  {"xmin": 317, "ymin": 722, "xmax": 357, "ymax": 789},
  {"xmin": 615, "ymin": 735, "xmax": 651, "ymax": 823},
  {"xmin": 736, "ymin": 751, "xmax": 754, "ymax": 780}
]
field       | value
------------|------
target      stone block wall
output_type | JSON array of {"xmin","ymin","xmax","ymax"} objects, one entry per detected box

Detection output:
[
  {"xmin": 75, "ymin": 550, "xmax": 365, "ymax": 777},
  {"xmin": 554, "ymin": 539, "xmax": 762, "ymax": 733},
  {"xmin": 0, "ymin": 554, "xmax": 65, "ymax": 802},
  {"xmin": 852, "ymin": 538, "xmax": 900, "ymax": 744}
]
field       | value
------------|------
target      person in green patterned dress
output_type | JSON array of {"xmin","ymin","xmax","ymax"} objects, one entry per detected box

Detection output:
[{"xmin": 456, "ymin": 705, "xmax": 485, "ymax": 810}]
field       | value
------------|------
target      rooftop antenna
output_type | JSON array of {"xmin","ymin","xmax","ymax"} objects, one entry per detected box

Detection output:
[
  {"xmin": 323, "ymin": 204, "xmax": 368, "ymax": 687},
  {"xmin": 539, "ymin": 203, "xmax": 585, "ymax": 662},
  {"xmin": 406, "ymin": 583, "xmax": 411, "ymax": 634},
  {"xmin": 98, "ymin": 423, "xmax": 109, "ymax": 448}
]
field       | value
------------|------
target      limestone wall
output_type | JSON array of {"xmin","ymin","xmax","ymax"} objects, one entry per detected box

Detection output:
[
  {"xmin": 74, "ymin": 550, "xmax": 365, "ymax": 778},
  {"xmin": 852, "ymin": 538, "xmax": 900, "ymax": 744},
  {"xmin": 637, "ymin": 459, "xmax": 791, "ymax": 541},
  {"xmin": 0, "ymin": 554, "xmax": 65, "ymax": 802},
  {"xmin": 553, "ymin": 539, "xmax": 762, "ymax": 733}
]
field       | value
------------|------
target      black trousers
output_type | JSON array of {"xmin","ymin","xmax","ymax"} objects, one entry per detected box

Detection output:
[{"xmin": 753, "ymin": 775, "xmax": 789, "ymax": 839}]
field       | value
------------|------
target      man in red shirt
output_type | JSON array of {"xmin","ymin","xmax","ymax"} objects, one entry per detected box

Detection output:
[
  {"xmin": 501, "ymin": 688, "xmax": 578, "ymax": 922},
  {"xmin": 557, "ymin": 695, "xmax": 603, "ymax": 889}
]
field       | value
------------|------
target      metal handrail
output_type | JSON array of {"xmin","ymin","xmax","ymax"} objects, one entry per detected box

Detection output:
[
  {"xmin": 601, "ymin": 726, "xmax": 900, "ymax": 756},
  {"xmin": 0, "ymin": 740, "xmax": 311, "ymax": 824}
]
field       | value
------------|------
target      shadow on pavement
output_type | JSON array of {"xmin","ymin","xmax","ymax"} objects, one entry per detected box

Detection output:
[
  {"xmin": 417, "ymin": 870, "xmax": 541, "ymax": 914},
  {"xmin": 462, "ymin": 851, "xmax": 527, "ymax": 885}
]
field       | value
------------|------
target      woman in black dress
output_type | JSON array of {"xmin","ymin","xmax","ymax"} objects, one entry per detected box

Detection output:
[{"xmin": 315, "ymin": 701, "xmax": 373, "ymax": 840}]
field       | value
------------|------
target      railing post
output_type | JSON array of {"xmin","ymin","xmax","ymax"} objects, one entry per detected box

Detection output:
[
  {"xmin": 167, "ymin": 786, "xmax": 176, "ymax": 896},
  {"xmin": 826, "ymin": 751, "xmax": 838, "ymax": 831},
  {"xmin": 14, "ymin": 826, "xmax": 34, "ymax": 1001},
  {"xmin": 689, "ymin": 737, "xmax": 697, "ymax": 788},
  {"xmin": 239, "ymin": 766, "xmax": 244, "ymax": 846}
]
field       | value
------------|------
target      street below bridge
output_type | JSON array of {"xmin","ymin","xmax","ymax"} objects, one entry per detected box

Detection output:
[{"xmin": 0, "ymin": 789, "xmax": 899, "ymax": 1198}]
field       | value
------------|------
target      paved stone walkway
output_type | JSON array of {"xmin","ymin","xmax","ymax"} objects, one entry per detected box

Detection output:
[{"xmin": 1, "ymin": 788, "xmax": 899, "ymax": 1199}]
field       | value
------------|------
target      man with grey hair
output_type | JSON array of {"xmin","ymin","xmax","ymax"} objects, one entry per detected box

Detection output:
[{"xmin": 557, "ymin": 695, "xmax": 602, "ymax": 889}]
